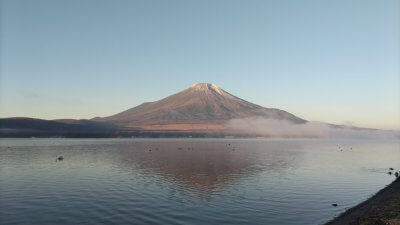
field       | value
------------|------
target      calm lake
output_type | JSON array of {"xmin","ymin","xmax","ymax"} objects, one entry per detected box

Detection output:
[{"xmin": 0, "ymin": 138, "xmax": 399, "ymax": 225}]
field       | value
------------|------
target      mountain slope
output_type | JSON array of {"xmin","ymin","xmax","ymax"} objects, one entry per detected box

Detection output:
[{"xmin": 95, "ymin": 83, "xmax": 306, "ymax": 131}]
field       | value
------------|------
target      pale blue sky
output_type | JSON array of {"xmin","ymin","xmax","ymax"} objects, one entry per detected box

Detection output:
[{"xmin": 0, "ymin": 0, "xmax": 399, "ymax": 129}]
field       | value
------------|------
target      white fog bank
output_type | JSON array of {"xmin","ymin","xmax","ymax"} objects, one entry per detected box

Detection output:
[{"xmin": 226, "ymin": 117, "xmax": 400, "ymax": 139}]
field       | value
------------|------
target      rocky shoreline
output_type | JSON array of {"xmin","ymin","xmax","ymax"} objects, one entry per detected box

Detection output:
[{"xmin": 325, "ymin": 177, "xmax": 400, "ymax": 225}]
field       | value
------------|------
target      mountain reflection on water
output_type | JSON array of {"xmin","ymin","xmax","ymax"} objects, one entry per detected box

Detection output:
[{"xmin": 116, "ymin": 139, "xmax": 301, "ymax": 193}]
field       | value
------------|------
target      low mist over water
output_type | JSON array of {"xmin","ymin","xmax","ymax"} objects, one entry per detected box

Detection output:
[
  {"xmin": 227, "ymin": 118, "xmax": 400, "ymax": 139},
  {"xmin": 1, "ymin": 138, "xmax": 399, "ymax": 225}
]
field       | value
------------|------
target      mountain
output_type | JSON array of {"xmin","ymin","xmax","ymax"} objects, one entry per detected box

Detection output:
[
  {"xmin": 94, "ymin": 83, "xmax": 306, "ymax": 131},
  {"xmin": 0, "ymin": 83, "xmax": 309, "ymax": 137}
]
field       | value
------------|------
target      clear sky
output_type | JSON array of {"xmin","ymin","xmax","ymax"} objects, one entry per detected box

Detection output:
[{"xmin": 1, "ymin": 0, "xmax": 399, "ymax": 130}]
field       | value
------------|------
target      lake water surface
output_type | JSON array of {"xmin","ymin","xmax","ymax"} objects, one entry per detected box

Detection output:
[{"xmin": 0, "ymin": 138, "xmax": 399, "ymax": 225}]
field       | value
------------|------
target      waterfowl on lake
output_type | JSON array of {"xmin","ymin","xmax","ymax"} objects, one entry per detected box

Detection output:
[{"xmin": 332, "ymin": 203, "xmax": 338, "ymax": 207}]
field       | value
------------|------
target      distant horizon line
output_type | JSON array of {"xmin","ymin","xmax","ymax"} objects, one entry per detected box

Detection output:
[{"xmin": 1, "ymin": 116, "xmax": 399, "ymax": 132}]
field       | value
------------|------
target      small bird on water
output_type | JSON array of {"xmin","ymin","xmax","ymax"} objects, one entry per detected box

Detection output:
[{"xmin": 56, "ymin": 156, "xmax": 64, "ymax": 161}]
